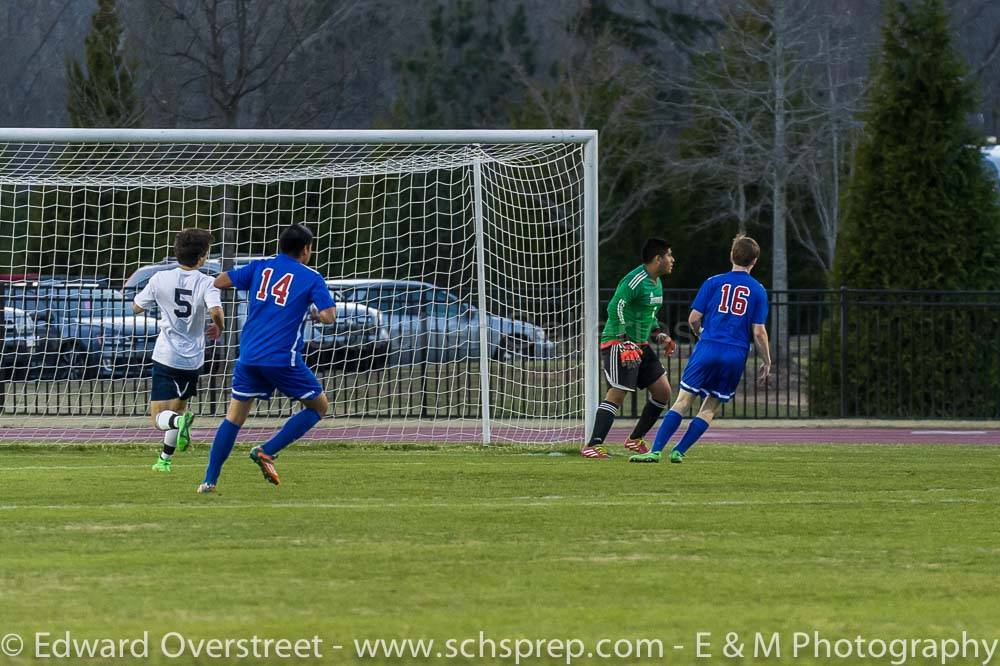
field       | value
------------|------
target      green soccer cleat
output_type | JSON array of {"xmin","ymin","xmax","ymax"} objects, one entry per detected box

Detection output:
[
  {"xmin": 629, "ymin": 450, "xmax": 662, "ymax": 463},
  {"xmin": 175, "ymin": 411, "xmax": 195, "ymax": 452},
  {"xmin": 669, "ymin": 450, "xmax": 685, "ymax": 464},
  {"xmin": 151, "ymin": 457, "xmax": 172, "ymax": 473},
  {"xmin": 249, "ymin": 446, "xmax": 280, "ymax": 486}
]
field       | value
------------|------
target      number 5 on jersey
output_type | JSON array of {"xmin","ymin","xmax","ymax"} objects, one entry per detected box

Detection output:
[
  {"xmin": 718, "ymin": 283, "xmax": 751, "ymax": 316},
  {"xmin": 256, "ymin": 268, "xmax": 294, "ymax": 306}
]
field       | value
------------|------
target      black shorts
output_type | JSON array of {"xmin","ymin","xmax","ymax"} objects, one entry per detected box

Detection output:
[
  {"xmin": 150, "ymin": 361, "xmax": 202, "ymax": 401},
  {"xmin": 601, "ymin": 343, "xmax": 664, "ymax": 392}
]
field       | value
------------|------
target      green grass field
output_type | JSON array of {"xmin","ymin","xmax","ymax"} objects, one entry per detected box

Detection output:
[{"xmin": 2, "ymin": 442, "xmax": 1000, "ymax": 664}]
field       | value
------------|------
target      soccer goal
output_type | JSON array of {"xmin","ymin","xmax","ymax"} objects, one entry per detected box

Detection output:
[{"xmin": 0, "ymin": 129, "xmax": 599, "ymax": 445}]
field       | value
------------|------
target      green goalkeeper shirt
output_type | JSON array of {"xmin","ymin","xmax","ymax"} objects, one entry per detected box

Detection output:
[{"xmin": 600, "ymin": 265, "xmax": 664, "ymax": 343}]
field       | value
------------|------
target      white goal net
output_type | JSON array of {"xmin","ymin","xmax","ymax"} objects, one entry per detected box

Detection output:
[{"xmin": 0, "ymin": 129, "xmax": 598, "ymax": 445}]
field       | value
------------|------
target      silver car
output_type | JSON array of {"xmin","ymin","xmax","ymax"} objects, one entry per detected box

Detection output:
[{"xmin": 327, "ymin": 279, "xmax": 556, "ymax": 365}]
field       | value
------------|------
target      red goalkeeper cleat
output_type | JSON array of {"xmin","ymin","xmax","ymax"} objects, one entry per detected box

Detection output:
[
  {"xmin": 624, "ymin": 438, "xmax": 650, "ymax": 454},
  {"xmin": 580, "ymin": 445, "xmax": 611, "ymax": 459}
]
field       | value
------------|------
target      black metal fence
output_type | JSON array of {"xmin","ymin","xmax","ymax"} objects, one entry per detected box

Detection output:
[
  {"xmin": 0, "ymin": 283, "xmax": 586, "ymax": 421},
  {"xmin": 3, "ymin": 286, "xmax": 999, "ymax": 420},
  {"xmin": 604, "ymin": 288, "xmax": 1000, "ymax": 420}
]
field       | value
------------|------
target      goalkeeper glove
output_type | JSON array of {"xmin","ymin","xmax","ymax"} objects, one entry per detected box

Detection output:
[
  {"xmin": 650, "ymin": 327, "xmax": 676, "ymax": 357},
  {"xmin": 616, "ymin": 339, "xmax": 642, "ymax": 368}
]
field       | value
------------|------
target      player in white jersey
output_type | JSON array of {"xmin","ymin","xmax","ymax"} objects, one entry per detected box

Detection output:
[{"xmin": 133, "ymin": 229, "xmax": 225, "ymax": 472}]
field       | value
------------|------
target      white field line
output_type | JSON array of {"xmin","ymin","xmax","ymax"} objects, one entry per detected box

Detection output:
[
  {"xmin": 0, "ymin": 496, "xmax": 995, "ymax": 512},
  {"xmin": 910, "ymin": 430, "xmax": 988, "ymax": 435},
  {"xmin": 1, "ymin": 461, "xmax": 439, "ymax": 471}
]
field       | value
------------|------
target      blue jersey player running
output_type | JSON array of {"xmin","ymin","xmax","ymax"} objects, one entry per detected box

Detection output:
[
  {"xmin": 197, "ymin": 224, "xmax": 337, "ymax": 493},
  {"xmin": 630, "ymin": 235, "xmax": 772, "ymax": 464}
]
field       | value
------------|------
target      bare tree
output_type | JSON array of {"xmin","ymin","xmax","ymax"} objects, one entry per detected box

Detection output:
[
  {"xmin": 791, "ymin": 7, "xmax": 867, "ymax": 273},
  {"xmin": 953, "ymin": 0, "xmax": 1000, "ymax": 79},
  {"xmin": 0, "ymin": 0, "xmax": 87, "ymax": 126},
  {"xmin": 663, "ymin": 0, "xmax": 869, "ymax": 357},
  {"xmin": 950, "ymin": 0, "xmax": 1000, "ymax": 136},
  {"xmin": 122, "ymin": 0, "xmax": 370, "ymax": 128},
  {"xmin": 667, "ymin": 0, "xmax": 867, "ymax": 269},
  {"xmin": 509, "ymin": 14, "xmax": 674, "ymax": 245}
]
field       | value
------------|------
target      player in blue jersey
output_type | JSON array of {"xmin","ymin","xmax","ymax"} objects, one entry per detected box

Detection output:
[
  {"xmin": 630, "ymin": 235, "xmax": 772, "ymax": 464},
  {"xmin": 197, "ymin": 224, "xmax": 337, "ymax": 493}
]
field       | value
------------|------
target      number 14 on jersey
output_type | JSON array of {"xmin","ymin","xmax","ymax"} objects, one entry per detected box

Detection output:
[{"xmin": 256, "ymin": 268, "xmax": 294, "ymax": 306}]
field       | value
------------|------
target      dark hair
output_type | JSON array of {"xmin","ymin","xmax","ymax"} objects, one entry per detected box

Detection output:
[
  {"xmin": 174, "ymin": 228, "xmax": 213, "ymax": 267},
  {"xmin": 641, "ymin": 238, "xmax": 671, "ymax": 264},
  {"xmin": 279, "ymin": 224, "xmax": 314, "ymax": 257},
  {"xmin": 731, "ymin": 234, "xmax": 761, "ymax": 267}
]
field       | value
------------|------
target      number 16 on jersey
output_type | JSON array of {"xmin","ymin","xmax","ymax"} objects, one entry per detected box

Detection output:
[{"xmin": 718, "ymin": 283, "xmax": 751, "ymax": 316}]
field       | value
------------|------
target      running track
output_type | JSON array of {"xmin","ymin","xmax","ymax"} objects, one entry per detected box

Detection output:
[{"xmin": 3, "ymin": 426, "xmax": 1000, "ymax": 445}]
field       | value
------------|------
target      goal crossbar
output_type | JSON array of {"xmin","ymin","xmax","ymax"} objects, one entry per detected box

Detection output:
[{"xmin": 0, "ymin": 128, "xmax": 597, "ymax": 145}]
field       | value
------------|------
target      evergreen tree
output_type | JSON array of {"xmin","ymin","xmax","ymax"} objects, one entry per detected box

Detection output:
[
  {"xmin": 812, "ymin": 0, "xmax": 1000, "ymax": 417},
  {"xmin": 835, "ymin": 0, "xmax": 1000, "ymax": 289},
  {"xmin": 66, "ymin": 0, "xmax": 141, "ymax": 128}
]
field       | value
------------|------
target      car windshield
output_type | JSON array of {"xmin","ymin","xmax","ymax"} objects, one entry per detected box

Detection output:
[
  {"xmin": 346, "ymin": 285, "xmax": 433, "ymax": 315},
  {"xmin": 3, "ymin": 287, "xmax": 133, "ymax": 319}
]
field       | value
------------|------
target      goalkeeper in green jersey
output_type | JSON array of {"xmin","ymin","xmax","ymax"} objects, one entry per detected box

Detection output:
[{"xmin": 581, "ymin": 238, "xmax": 676, "ymax": 459}]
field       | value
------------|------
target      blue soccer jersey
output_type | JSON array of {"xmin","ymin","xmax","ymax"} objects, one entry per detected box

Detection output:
[
  {"xmin": 228, "ymin": 254, "xmax": 336, "ymax": 367},
  {"xmin": 691, "ymin": 271, "xmax": 768, "ymax": 351}
]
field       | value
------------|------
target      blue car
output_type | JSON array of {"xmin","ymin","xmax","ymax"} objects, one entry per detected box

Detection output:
[{"xmin": 1, "ymin": 282, "xmax": 139, "ymax": 379}]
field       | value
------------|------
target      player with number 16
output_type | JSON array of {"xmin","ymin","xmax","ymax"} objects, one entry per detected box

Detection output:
[{"xmin": 630, "ymin": 235, "xmax": 771, "ymax": 464}]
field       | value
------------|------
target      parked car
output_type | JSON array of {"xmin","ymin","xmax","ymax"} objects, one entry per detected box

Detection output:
[
  {"xmin": 1, "ymin": 306, "xmax": 37, "ymax": 380},
  {"xmin": 126, "ymin": 259, "xmax": 391, "ymax": 374},
  {"xmin": 123, "ymin": 259, "xmax": 255, "ymax": 377},
  {"xmin": 327, "ymin": 279, "xmax": 556, "ymax": 364},
  {"xmin": 228, "ymin": 294, "xmax": 390, "ymax": 374},
  {"xmin": 35, "ymin": 275, "xmax": 112, "ymax": 288},
  {"xmin": 983, "ymin": 146, "xmax": 1000, "ymax": 187},
  {"xmin": 2, "ymin": 282, "xmax": 154, "ymax": 379},
  {"xmin": 123, "ymin": 256, "xmax": 266, "ymax": 290},
  {"xmin": 302, "ymin": 301, "xmax": 390, "ymax": 372},
  {"xmin": 124, "ymin": 262, "xmax": 220, "ymax": 290}
]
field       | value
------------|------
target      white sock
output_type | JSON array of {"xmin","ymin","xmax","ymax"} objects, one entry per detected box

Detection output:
[
  {"xmin": 162, "ymin": 430, "xmax": 179, "ymax": 459},
  {"xmin": 155, "ymin": 410, "xmax": 179, "ymax": 431}
]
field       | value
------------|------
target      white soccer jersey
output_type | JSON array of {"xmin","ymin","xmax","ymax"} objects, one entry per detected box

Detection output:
[{"xmin": 134, "ymin": 268, "xmax": 222, "ymax": 370}]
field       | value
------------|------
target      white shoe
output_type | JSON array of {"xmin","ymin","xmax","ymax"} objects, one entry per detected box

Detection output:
[{"xmin": 196, "ymin": 483, "xmax": 216, "ymax": 494}]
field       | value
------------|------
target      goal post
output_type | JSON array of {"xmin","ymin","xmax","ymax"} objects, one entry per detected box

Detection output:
[{"xmin": 0, "ymin": 128, "xmax": 599, "ymax": 446}]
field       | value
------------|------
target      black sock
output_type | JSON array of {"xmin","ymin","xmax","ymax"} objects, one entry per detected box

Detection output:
[
  {"xmin": 161, "ymin": 444, "xmax": 177, "ymax": 459},
  {"xmin": 630, "ymin": 396, "xmax": 668, "ymax": 440},
  {"xmin": 587, "ymin": 401, "xmax": 619, "ymax": 445}
]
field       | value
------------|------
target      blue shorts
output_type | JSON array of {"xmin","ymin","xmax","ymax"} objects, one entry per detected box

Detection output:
[
  {"xmin": 680, "ymin": 340, "xmax": 748, "ymax": 403},
  {"xmin": 231, "ymin": 362, "xmax": 324, "ymax": 402}
]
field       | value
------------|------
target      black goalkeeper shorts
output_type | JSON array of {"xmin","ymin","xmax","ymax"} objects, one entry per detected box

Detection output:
[{"xmin": 601, "ymin": 343, "xmax": 664, "ymax": 392}]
